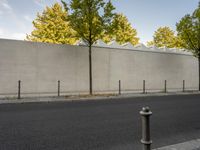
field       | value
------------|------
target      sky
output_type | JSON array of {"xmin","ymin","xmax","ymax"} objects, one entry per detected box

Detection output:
[{"xmin": 0, "ymin": 0, "xmax": 199, "ymax": 44}]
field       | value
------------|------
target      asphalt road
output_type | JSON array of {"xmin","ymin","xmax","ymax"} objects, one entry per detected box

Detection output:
[{"xmin": 0, "ymin": 94, "xmax": 200, "ymax": 150}]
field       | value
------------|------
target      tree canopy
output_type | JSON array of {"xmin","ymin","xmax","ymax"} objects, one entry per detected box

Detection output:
[
  {"xmin": 176, "ymin": 2, "xmax": 200, "ymax": 90},
  {"xmin": 147, "ymin": 26, "xmax": 184, "ymax": 48},
  {"xmin": 62, "ymin": 0, "xmax": 115, "ymax": 46},
  {"xmin": 103, "ymin": 13, "xmax": 139, "ymax": 45},
  {"xmin": 176, "ymin": 2, "xmax": 200, "ymax": 57},
  {"xmin": 27, "ymin": 3, "xmax": 77, "ymax": 44},
  {"xmin": 27, "ymin": 1, "xmax": 140, "ymax": 46}
]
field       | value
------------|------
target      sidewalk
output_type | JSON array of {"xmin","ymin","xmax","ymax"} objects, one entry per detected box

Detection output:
[
  {"xmin": 0, "ymin": 91, "xmax": 199, "ymax": 104},
  {"xmin": 154, "ymin": 139, "xmax": 200, "ymax": 150}
]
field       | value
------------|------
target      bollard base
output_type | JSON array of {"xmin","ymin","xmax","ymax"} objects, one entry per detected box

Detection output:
[{"xmin": 141, "ymin": 139, "xmax": 152, "ymax": 144}]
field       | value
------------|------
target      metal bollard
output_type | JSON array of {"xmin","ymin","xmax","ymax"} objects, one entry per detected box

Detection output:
[
  {"xmin": 18, "ymin": 80, "xmax": 21, "ymax": 99},
  {"xmin": 140, "ymin": 107, "xmax": 152, "ymax": 150},
  {"xmin": 143, "ymin": 80, "xmax": 146, "ymax": 94},
  {"xmin": 164, "ymin": 80, "xmax": 167, "ymax": 93},
  {"xmin": 183, "ymin": 80, "xmax": 185, "ymax": 92},
  {"xmin": 58, "ymin": 80, "xmax": 60, "ymax": 97},
  {"xmin": 119, "ymin": 80, "xmax": 121, "ymax": 95}
]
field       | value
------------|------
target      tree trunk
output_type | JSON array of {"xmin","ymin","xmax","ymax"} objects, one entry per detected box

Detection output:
[
  {"xmin": 89, "ymin": 45, "xmax": 92, "ymax": 95},
  {"xmin": 199, "ymin": 56, "xmax": 200, "ymax": 91}
]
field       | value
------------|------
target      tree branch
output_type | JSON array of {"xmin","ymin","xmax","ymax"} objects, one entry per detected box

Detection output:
[{"xmin": 185, "ymin": 29, "xmax": 198, "ymax": 50}]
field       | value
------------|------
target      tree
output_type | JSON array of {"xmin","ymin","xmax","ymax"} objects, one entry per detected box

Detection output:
[
  {"xmin": 27, "ymin": 3, "xmax": 77, "ymax": 44},
  {"xmin": 62, "ymin": 0, "xmax": 115, "ymax": 95},
  {"xmin": 147, "ymin": 26, "xmax": 184, "ymax": 48},
  {"xmin": 147, "ymin": 41, "xmax": 154, "ymax": 47},
  {"xmin": 176, "ymin": 1, "xmax": 200, "ymax": 90},
  {"xmin": 102, "ymin": 13, "xmax": 139, "ymax": 45}
]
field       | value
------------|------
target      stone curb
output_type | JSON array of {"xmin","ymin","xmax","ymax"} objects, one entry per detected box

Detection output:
[
  {"xmin": 154, "ymin": 139, "xmax": 200, "ymax": 150},
  {"xmin": 0, "ymin": 91, "xmax": 199, "ymax": 104}
]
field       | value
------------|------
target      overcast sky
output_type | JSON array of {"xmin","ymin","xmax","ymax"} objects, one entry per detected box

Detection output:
[{"xmin": 0, "ymin": 0, "xmax": 199, "ymax": 44}]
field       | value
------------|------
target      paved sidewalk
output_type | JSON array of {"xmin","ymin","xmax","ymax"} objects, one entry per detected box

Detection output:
[
  {"xmin": 0, "ymin": 91, "xmax": 199, "ymax": 104},
  {"xmin": 154, "ymin": 139, "xmax": 200, "ymax": 150}
]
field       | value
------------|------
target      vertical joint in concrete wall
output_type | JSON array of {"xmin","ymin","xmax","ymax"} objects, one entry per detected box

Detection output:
[{"xmin": 18, "ymin": 80, "xmax": 21, "ymax": 99}]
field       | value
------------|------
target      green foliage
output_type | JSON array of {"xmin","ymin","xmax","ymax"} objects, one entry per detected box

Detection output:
[
  {"xmin": 28, "ymin": 1, "xmax": 139, "ymax": 46},
  {"xmin": 146, "ymin": 41, "xmax": 154, "ymax": 47},
  {"xmin": 102, "ymin": 13, "xmax": 139, "ymax": 45},
  {"xmin": 27, "ymin": 3, "xmax": 78, "ymax": 44},
  {"xmin": 62, "ymin": 0, "xmax": 115, "ymax": 46},
  {"xmin": 147, "ymin": 26, "xmax": 184, "ymax": 48},
  {"xmin": 176, "ymin": 2, "xmax": 200, "ymax": 57}
]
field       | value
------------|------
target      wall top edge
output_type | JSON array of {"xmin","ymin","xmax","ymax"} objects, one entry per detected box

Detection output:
[
  {"xmin": 76, "ymin": 39, "xmax": 193, "ymax": 56},
  {"xmin": 0, "ymin": 38, "xmax": 193, "ymax": 56}
]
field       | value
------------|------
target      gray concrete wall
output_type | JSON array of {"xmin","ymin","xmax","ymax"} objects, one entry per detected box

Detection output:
[
  {"xmin": 0, "ymin": 39, "xmax": 198, "ymax": 97},
  {"xmin": 92, "ymin": 47, "xmax": 198, "ymax": 93},
  {"xmin": 0, "ymin": 39, "xmax": 89, "ymax": 97}
]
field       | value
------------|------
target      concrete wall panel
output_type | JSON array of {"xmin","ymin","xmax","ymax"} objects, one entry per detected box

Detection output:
[
  {"xmin": 0, "ymin": 39, "xmax": 89, "ymax": 96},
  {"xmin": 0, "ymin": 39, "xmax": 198, "ymax": 97},
  {"xmin": 92, "ymin": 47, "xmax": 198, "ymax": 93}
]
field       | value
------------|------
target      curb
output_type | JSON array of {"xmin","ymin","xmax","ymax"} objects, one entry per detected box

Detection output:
[
  {"xmin": 0, "ymin": 92, "xmax": 199, "ymax": 104},
  {"xmin": 154, "ymin": 139, "xmax": 200, "ymax": 150}
]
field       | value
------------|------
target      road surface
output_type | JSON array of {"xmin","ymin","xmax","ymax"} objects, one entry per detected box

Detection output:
[{"xmin": 0, "ymin": 94, "xmax": 200, "ymax": 150}]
